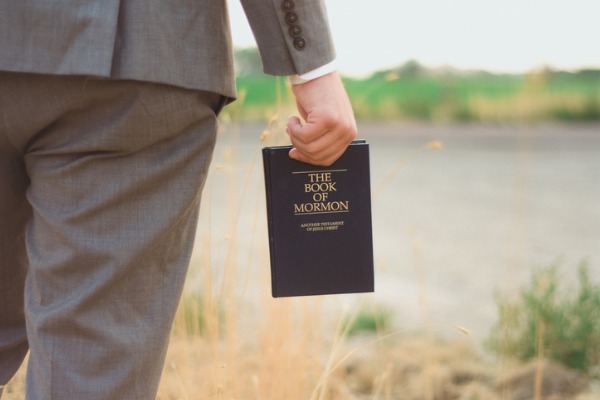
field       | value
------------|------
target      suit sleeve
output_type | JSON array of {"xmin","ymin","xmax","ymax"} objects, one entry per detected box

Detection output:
[{"xmin": 239, "ymin": 0, "xmax": 336, "ymax": 76}]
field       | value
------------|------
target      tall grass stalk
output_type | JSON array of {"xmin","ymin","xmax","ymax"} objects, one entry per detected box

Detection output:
[
  {"xmin": 2, "ymin": 80, "xmax": 491, "ymax": 400},
  {"xmin": 159, "ymin": 82, "xmax": 358, "ymax": 399}
]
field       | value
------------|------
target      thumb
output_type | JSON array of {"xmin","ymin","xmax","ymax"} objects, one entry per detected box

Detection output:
[
  {"xmin": 286, "ymin": 115, "xmax": 303, "ymax": 136},
  {"xmin": 286, "ymin": 116, "xmax": 303, "ymax": 161}
]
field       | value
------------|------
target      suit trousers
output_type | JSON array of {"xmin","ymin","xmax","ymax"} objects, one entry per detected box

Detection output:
[{"xmin": 0, "ymin": 72, "xmax": 221, "ymax": 399}]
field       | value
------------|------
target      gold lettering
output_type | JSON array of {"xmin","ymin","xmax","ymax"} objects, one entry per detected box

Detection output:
[
  {"xmin": 293, "ymin": 200, "xmax": 350, "ymax": 214},
  {"xmin": 304, "ymin": 182, "xmax": 337, "ymax": 193},
  {"xmin": 308, "ymin": 172, "xmax": 332, "ymax": 183},
  {"xmin": 312, "ymin": 192, "xmax": 329, "ymax": 202}
]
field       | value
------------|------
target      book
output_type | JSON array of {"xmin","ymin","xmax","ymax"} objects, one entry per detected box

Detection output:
[{"xmin": 262, "ymin": 140, "xmax": 374, "ymax": 297}]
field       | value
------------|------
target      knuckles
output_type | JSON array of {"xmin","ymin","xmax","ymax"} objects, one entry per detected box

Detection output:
[
  {"xmin": 326, "ymin": 115, "xmax": 357, "ymax": 142},
  {"xmin": 289, "ymin": 110, "xmax": 357, "ymax": 167}
]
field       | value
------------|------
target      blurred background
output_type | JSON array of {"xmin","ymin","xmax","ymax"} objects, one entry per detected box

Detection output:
[
  {"xmin": 174, "ymin": 1, "xmax": 600, "ymax": 397},
  {"xmin": 5, "ymin": 1, "xmax": 600, "ymax": 399},
  {"xmin": 224, "ymin": 0, "xmax": 600, "ymax": 334}
]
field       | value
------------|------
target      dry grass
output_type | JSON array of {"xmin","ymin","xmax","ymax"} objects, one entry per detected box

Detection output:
[
  {"xmin": 4, "ymin": 89, "xmax": 599, "ymax": 399},
  {"xmin": 467, "ymin": 92, "xmax": 599, "ymax": 122}
]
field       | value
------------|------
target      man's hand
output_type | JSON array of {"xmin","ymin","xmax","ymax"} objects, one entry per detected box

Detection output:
[{"xmin": 286, "ymin": 71, "xmax": 357, "ymax": 166}]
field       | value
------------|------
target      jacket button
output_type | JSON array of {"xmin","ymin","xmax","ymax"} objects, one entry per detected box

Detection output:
[
  {"xmin": 289, "ymin": 25, "xmax": 302, "ymax": 37},
  {"xmin": 282, "ymin": 0, "xmax": 295, "ymax": 11},
  {"xmin": 293, "ymin": 36, "xmax": 306, "ymax": 50},
  {"xmin": 285, "ymin": 11, "xmax": 298, "ymax": 25}
]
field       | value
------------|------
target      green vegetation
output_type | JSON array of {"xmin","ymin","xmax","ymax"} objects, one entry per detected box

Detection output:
[
  {"xmin": 486, "ymin": 262, "xmax": 600, "ymax": 377},
  {"xmin": 176, "ymin": 293, "xmax": 207, "ymax": 336},
  {"xmin": 343, "ymin": 304, "xmax": 392, "ymax": 336},
  {"xmin": 232, "ymin": 49, "xmax": 600, "ymax": 122}
]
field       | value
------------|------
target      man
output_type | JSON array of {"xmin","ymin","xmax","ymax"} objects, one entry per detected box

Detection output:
[{"xmin": 0, "ymin": 0, "xmax": 356, "ymax": 398}]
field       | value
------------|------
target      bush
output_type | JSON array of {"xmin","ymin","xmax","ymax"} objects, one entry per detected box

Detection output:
[
  {"xmin": 343, "ymin": 304, "xmax": 392, "ymax": 337},
  {"xmin": 486, "ymin": 262, "xmax": 600, "ymax": 377}
]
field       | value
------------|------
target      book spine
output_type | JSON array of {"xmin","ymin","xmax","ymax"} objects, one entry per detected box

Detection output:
[{"xmin": 261, "ymin": 148, "xmax": 278, "ymax": 297}]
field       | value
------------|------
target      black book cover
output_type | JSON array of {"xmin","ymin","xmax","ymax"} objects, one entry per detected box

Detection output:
[{"xmin": 262, "ymin": 141, "xmax": 374, "ymax": 297}]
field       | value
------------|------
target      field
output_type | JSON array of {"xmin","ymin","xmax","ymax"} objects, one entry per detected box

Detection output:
[
  {"xmin": 3, "ymin": 61, "xmax": 600, "ymax": 398},
  {"xmin": 234, "ymin": 61, "xmax": 600, "ymax": 123}
]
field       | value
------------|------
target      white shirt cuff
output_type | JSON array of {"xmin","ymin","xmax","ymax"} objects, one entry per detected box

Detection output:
[{"xmin": 288, "ymin": 60, "xmax": 337, "ymax": 85}]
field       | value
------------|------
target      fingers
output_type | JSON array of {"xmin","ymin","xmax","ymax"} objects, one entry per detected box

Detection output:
[
  {"xmin": 286, "ymin": 114, "xmax": 356, "ymax": 166},
  {"xmin": 286, "ymin": 71, "xmax": 357, "ymax": 166}
]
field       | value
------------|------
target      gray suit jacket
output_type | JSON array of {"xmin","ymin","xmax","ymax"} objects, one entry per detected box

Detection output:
[{"xmin": 0, "ymin": 0, "xmax": 336, "ymax": 99}]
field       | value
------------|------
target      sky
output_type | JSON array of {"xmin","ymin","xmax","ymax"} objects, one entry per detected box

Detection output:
[{"xmin": 228, "ymin": 0, "xmax": 600, "ymax": 76}]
